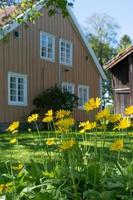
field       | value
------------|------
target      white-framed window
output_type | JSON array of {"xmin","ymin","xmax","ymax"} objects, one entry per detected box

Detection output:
[
  {"xmin": 62, "ymin": 82, "xmax": 74, "ymax": 94},
  {"xmin": 8, "ymin": 72, "xmax": 27, "ymax": 106},
  {"xmin": 59, "ymin": 39, "xmax": 73, "ymax": 66},
  {"xmin": 78, "ymin": 85, "xmax": 89, "ymax": 109},
  {"xmin": 40, "ymin": 31, "xmax": 55, "ymax": 62}
]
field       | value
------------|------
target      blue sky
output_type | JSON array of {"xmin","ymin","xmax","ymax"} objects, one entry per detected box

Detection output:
[{"xmin": 73, "ymin": 0, "xmax": 133, "ymax": 40}]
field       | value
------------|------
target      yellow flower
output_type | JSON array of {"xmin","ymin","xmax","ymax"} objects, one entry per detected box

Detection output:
[
  {"xmin": 55, "ymin": 118, "xmax": 75, "ymax": 130},
  {"xmin": 79, "ymin": 121, "xmax": 96, "ymax": 133},
  {"xmin": 109, "ymin": 114, "xmax": 122, "ymax": 123},
  {"xmin": 115, "ymin": 117, "xmax": 131, "ymax": 130},
  {"xmin": 46, "ymin": 138, "xmax": 55, "ymax": 146},
  {"xmin": 96, "ymin": 108, "xmax": 110, "ymax": 121},
  {"xmin": 42, "ymin": 109, "xmax": 53, "ymax": 123},
  {"xmin": 9, "ymin": 138, "xmax": 17, "ymax": 144},
  {"xmin": 27, "ymin": 113, "xmax": 39, "ymax": 123},
  {"xmin": 12, "ymin": 162, "xmax": 23, "ymax": 171},
  {"xmin": 43, "ymin": 116, "xmax": 53, "ymax": 123},
  {"xmin": 6, "ymin": 121, "xmax": 19, "ymax": 133},
  {"xmin": 84, "ymin": 97, "xmax": 101, "ymax": 112},
  {"xmin": 110, "ymin": 140, "xmax": 123, "ymax": 151},
  {"xmin": 56, "ymin": 109, "xmax": 71, "ymax": 119},
  {"xmin": 0, "ymin": 183, "xmax": 13, "ymax": 193},
  {"xmin": 45, "ymin": 109, "xmax": 53, "ymax": 117},
  {"xmin": 59, "ymin": 140, "xmax": 76, "ymax": 151},
  {"xmin": 125, "ymin": 105, "xmax": 133, "ymax": 115}
]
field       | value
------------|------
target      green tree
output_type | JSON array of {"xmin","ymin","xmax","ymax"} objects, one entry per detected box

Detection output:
[
  {"xmin": 118, "ymin": 34, "xmax": 132, "ymax": 53},
  {"xmin": 86, "ymin": 13, "xmax": 120, "ymax": 106}
]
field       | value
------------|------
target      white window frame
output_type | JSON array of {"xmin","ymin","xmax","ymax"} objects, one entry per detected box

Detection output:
[
  {"xmin": 8, "ymin": 72, "xmax": 27, "ymax": 106},
  {"xmin": 59, "ymin": 39, "xmax": 73, "ymax": 66},
  {"xmin": 40, "ymin": 31, "xmax": 55, "ymax": 62},
  {"xmin": 62, "ymin": 82, "xmax": 74, "ymax": 94},
  {"xmin": 78, "ymin": 85, "xmax": 89, "ymax": 109}
]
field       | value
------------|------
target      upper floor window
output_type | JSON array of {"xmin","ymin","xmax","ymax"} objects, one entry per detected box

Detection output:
[
  {"xmin": 59, "ymin": 39, "xmax": 73, "ymax": 66},
  {"xmin": 40, "ymin": 32, "xmax": 55, "ymax": 62},
  {"xmin": 78, "ymin": 85, "xmax": 89, "ymax": 109},
  {"xmin": 62, "ymin": 82, "xmax": 74, "ymax": 94},
  {"xmin": 8, "ymin": 72, "xmax": 27, "ymax": 106}
]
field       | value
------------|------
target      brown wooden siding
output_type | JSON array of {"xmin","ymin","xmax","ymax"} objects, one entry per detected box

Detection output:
[{"xmin": 0, "ymin": 9, "xmax": 100, "ymax": 123}]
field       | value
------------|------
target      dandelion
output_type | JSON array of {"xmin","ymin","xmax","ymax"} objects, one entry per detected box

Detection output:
[
  {"xmin": 114, "ymin": 117, "xmax": 131, "ymax": 130},
  {"xmin": 125, "ymin": 105, "xmax": 133, "ymax": 116},
  {"xmin": 79, "ymin": 121, "xmax": 96, "ymax": 133},
  {"xmin": 96, "ymin": 108, "xmax": 110, "ymax": 121},
  {"xmin": 59, "ymin": 140, "xmax": 76, "ymax": 151},
  {"xmin": 84, "ymin": 97, "xmax": 101, "ymax": 112},
  {"xmin": 46, "ymin": 138, "xmax": 55, "ymax": 146},
  {"xmin": 42, "ymin": 109, "xmax": 53, "ymax": 123},
  {"xmin": 9, "ymin": 138, "xmax": 17, "ymax": 144},
  {"xmin": 109, "ymin": 114, "xmax": 122, "ymax": 123},
  {"xmin": 6, "ymin": 121, "xmax": 19, "ymax": 133},
  {"xmin": 27, "ymin": 113, "xmax": 39, "ymax": 123},
  {"xmin": 110, "ymin": 140, "xmax": 123, "ymax": 151},
  {"xmin": 56, "ymin": 109, "xmax": 71, "ymax": 119}
]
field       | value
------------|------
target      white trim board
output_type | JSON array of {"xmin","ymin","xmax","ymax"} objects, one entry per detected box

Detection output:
[{"xmin": 0, "ymin": 1, "xmax": 106, "ymax": 80}]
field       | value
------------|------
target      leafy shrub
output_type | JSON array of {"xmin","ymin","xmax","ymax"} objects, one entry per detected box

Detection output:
[{"xmin": 33, "ymin": 85, "xmax": 78, "ymax": 114}]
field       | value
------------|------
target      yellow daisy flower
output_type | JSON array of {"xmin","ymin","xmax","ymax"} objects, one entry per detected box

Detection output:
[
  {"xmin": 125, "ymin": 105, "xmax": 133, "ymax": 116},
  {"xmin": 79, "ymin": 121, "xmax": 96, "ymax": 133},
  {"xmin": 109, "ymin": 114, "xmax": 122, "ymax": 123},
  {"xmin": 45, "ymin": 109, "xmax": 53, "ymax": 117},
  {"xmin": 84, "ymin": 97, "xmax": 101, "ymax": 112},
  {"xmin": 42, "ymin": 109, "xmax": 53, "ymax": 123},
  {"xmin": 46, "ymin": 138, "xmax": 55, "ymax": 146},
  {"xmin": 96, "ymin": 108, "xmax": 110, "ymax": 121},
  {"xmin": 59, "ymin": 140, "xmax": 76, "ymax": 151},
  {"xmin": 55, "ymin": 118, "xmax": 75, "ymax": 128},
  {"xmin": 115, "ymin": 117, "xmax": 131, "ymax": 130},
  {"xmin": 6, "ymin": 121, "xmax": 19, "ymax": 133},
  {"xmin": 56, "ymin": 109, "xmax": 71, "ymax": 119},
  {"xmin": 110, "ymin": 140, "xmax": 123, "ymax": 151},
  {"xmin": 27, "ymin": 113, "xmax": 39, "ymax": 123}
]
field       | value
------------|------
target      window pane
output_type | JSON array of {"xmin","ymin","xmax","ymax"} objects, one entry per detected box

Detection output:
[{"xmin": 41, "ymin": 33, "xmax": 54, "ymax": 61}]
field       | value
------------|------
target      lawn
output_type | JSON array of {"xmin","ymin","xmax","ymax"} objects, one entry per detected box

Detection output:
[{"xmin": 1, "ymin": 105, "xmax": 133, "ymax": 199}]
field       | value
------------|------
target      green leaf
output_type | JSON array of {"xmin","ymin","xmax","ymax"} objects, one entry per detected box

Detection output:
[{"xmin": 100, "ymin": 190, "xmax": 117, "ymax": 200}]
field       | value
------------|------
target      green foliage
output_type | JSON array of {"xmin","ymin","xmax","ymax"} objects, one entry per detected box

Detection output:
[
  {"xmin": 118, "ymin": 34, "xmax": 132, "ymax": 53},
  {"xmin": 33, "ymin": 85, "xmax": 78, "ymax": 113}
]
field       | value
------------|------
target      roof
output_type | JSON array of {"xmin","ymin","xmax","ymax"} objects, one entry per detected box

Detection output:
[
  {"xmin": 104, "ymin": 45, "xmax": 133, "ymax": 70},
  {"xmin": 0, "ymin": 1, "xmax": 106, "ymax": 80}
]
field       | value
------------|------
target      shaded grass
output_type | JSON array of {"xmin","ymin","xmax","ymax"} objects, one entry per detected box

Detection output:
[{"xmin": 0, "ymin": 130, "xmax": 133, "ymax": 165}]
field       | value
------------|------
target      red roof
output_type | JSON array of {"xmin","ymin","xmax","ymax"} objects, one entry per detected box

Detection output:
[{"xmin": 104, "ymin": 45, "xmax": 133, "ymax": 70}]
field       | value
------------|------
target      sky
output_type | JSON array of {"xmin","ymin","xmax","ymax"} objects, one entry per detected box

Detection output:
[{"xmin": 72, "ymin": 0, "xmax": 133, "ymax": 40}]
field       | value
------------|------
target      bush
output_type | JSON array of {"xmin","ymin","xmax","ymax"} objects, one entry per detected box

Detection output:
[{"xmin": 33, "ymin": 85, "xmax": 78, "ymax": 114}]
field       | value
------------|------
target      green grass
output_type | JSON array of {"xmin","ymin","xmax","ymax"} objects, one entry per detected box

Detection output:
[{"xmin": 0, "ymin": 130, "xmax": 133, "ymax": 164}]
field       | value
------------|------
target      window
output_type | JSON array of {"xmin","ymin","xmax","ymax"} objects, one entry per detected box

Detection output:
[
  {"xmin": 8, "ymin": 73, "xmax": 27, "ymax": 106},
  {"xmin": 40, "ymin": 32, "xmax": 55, "ymax": 61},
  {"xmin": 78, "ymin": 85, "xmax": 89, "ymax": 109},
  {"xmin": 62, "ymin": 82, "xmax": 74, "ymax": 94},
  {"xmin": 60, "ymin": 39, "xmax": 72, "ymax": 66}
]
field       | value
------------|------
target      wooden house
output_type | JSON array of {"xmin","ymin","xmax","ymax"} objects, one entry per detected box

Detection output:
[
  {"xmin": 0, "ymin": 1, "xmax": 106, "ymax": 126},
  {"xmin": 104, "ymin": 46, "xmax": 133, "ymax": 115}
]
